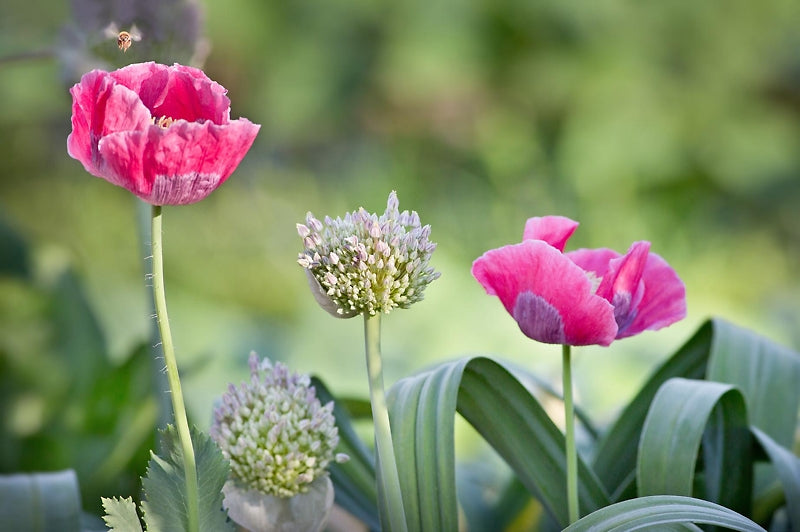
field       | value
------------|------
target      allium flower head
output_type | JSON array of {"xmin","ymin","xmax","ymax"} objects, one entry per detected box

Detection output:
[
  {"xmin": 210, "ymin": 353, "xmax": 347, "ymax": 498},
  {"xmin": 297, "ymin": 191, "xmax": 440, "ymax": 317}
]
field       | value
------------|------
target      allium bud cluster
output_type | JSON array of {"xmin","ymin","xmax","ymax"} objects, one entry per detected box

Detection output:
[
  {"xmin": 297, "ymin": 191, "xmax": 440, "ymax": 317},
  {"xmin": 210, "ymin": 353, "xmax": 346, "ymax": 498}
]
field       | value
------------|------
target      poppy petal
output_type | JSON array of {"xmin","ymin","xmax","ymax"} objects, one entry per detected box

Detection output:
[
  {"xmin": 98, "ymin": 118, "xmax": 260, "ymax": 205},
  {"xmin": 110, "ymin": 62, "xmax": 230, "ymax": 124},
  {"xmin": 472, "ymin": 240, "xmax": 617, "ymax": 346},
  {"xmin": 617, "ymin": 252, "xmax": 687, "ymax": 338},
  {"xmin": 522, "ymin": 216, "xmax": 579, "ymax": 251}
]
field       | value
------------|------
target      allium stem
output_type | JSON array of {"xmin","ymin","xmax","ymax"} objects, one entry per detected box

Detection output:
[
  {"xmin": 562, "ymin": 343, "xmax": 579, "ymax": 523},
  {"xmin": 151, "ymin": 205, "xmax": 199, "ymax": 532},
  {"xmin": 363, "ymin": 314, "xmax": 408, "ymax": 532}
]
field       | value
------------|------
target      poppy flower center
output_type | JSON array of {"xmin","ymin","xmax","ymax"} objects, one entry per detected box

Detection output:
[
  {"xmin": 585, "ymin": 271, "xmax": 602, "ymax": 293},
  {"xmin": 151, "ymin": 116, "xmax": 175, "ymax": 128}
]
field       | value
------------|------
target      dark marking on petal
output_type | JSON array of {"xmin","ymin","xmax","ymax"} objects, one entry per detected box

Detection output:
[
  {"xmin": 513, "ymin": 291, "xmax": 566, "ymax": 344},
  {"xmin": 612, "ymin": 291, "xmax": 636, "ymax": 334}
]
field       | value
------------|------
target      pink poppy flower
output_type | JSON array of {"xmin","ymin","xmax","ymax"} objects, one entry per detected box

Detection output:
[
  {"xmin": 472, "ymin": 216, "xmax": 686, "ymax": 346},
  {"xmin": 67, "ymin": 62, "xmax": 260, "ymax": 205},
  {"xmin": 524, "ymin": 216, "xmax": 687, "ymax": 339}
]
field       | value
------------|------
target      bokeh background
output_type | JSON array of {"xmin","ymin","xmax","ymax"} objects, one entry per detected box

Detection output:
[{"xmin": 1, "ymin": 0, "xmax": 799, "ymax": 515}]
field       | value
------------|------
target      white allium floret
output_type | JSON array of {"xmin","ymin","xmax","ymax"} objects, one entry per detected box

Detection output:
[{"xmin": 210, "ymin": 352, "xmax": 347, "ymax": 498}]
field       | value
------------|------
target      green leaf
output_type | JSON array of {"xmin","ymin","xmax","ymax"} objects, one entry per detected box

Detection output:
[
  {"xmin": 750, "ymin": 427, "xmax": 800, "ymax": 529},
  {"xmin": 311, "ymin": 377, "xmax": 380, "ymax": 530},
  {"xmin": 563, "ymin": 495, "xmax": 765, "ymax": 532},
  {"xmin": 637, "ymin": 378, "xmax": 751, "ymax": 515},
  {"xmin": 592, "ymin": 321, "xmax": 713, "ymax": 500},
  {"xmin": 141, "ymin": 426, "xmax": 233, "ymax": 532},
  {"xmin": 101, "ymin": 497, "xmax": 144, "ymax": 532},
  {"xmin": 387, "ymin": 356, "xmax": 610, "ymax": 530},
  {"xmin": 0, "ymin": 470, "xmax": 82, "ymax": 532},
  {"xmin": 706, "ymin": 319, "xmax": 800, "ymax": 449}
]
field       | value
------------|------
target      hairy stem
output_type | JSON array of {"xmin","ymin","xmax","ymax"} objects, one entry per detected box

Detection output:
[{"xmin": 151, "ymin": 205, "xmax": 199, "ymax": 532}]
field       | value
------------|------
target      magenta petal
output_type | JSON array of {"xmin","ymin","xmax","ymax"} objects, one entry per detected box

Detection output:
[
  {"xmin": 522, "ymin": 216, "xmax": 579, "ymax": 252},
  {"xmin": 566, "ymin": 248, "xmax": 620, "ymax": 277},
  {"xmin": 99, "ymin": 118, "xmax": 260, "ymax": 205},
  {"xmin": 110, "ymin": 62, "xmax": 230, "ymax": 124},
  {"xmin": 472, "ymin": 240, "xmax": 618, "ymax": 346},
  {"xmin": 616, "ymin": 253, "xmax": 687, "ymax": 338},
  {"xmin": 67, "ymin": 70, "xmax": 152, "ymax": 176}
]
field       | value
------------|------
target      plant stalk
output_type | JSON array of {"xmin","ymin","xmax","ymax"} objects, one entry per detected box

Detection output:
[
  {"xmin": 151, "ymin": 205, "xmax": 199, "ymax": 532},
  {"xmin": 563, "ymin": 343, "xmax": 579, "ymax": 523},
  {"xmin": 364, "ymin": 314, "xmax": 408, "ymax": 532}
]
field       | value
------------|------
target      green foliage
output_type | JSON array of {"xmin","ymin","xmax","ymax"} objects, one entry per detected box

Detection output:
[
  {"xmin": 0, "ymin": 223, "xmax": 157, "ymax": 514},
  {"xmin": 0, "ymin": 470, "xmax": 82, "ymax": 532},
  {"xmin": 312, "ymin": 377, "xmax": 380, "ymax": 530},
  {"xmin": 636, "ymin": 379, "xmax": 751, "ymax": 514},
  {"xmin": 562, "ymin": 496, "xmax": 765, "ymax": 532},
  {"xmin": 102, "ymin": 426, "xmax": 234, "ymax": 532},
  {"xmin": 326, "ymin": 318, "xmax": 799, "ymax": 531},
  {"xmin": 102, "ymin": 497, "xmax": 143, "ymax": 532},
  {"xmin": 140, "ymin": 426, "xmax": 233, "ymax": 532}
]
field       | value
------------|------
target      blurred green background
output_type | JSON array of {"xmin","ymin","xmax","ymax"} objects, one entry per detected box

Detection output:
[{"xmin": 1, "ymin": 0, "xmax": 799, "ymax": 515}]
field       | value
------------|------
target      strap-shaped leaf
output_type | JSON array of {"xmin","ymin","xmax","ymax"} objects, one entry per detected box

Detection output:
[
  {"xmin": 707, "ymin": 320, "xmax": 800, "ymax": 449},
  {"xmin": 563, "ymin": 495, "xmax": 765, "ymax": 532},
  {"xmin": 387, "ymin": 356, "xmax": 610, "ymax": 530},
  {"xmin": 0, "ymin": 470, "xmax": 81, "ymax": 532},
  {"xmin": 592, "ymin": 321, "xmax": 712, "ymax": 499},
  {"xmin": 750, "ymin": 427, "xmax": 800, "ymax": 529},
  {"xmin": 637, "ymin": 378, "xmax": 751, "ymax": 515},
  {"xmin": 312, "ymin": 377, "xmax": 380, "ymax": 530}
]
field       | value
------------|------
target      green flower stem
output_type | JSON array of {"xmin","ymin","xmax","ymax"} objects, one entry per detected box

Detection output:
[
  {"xmin": 364, "ymin": 314, "xmax": 408, "ymax": 532},
  {"xmin": 562, "ymin": 343, "xmax": 579, "ymax": 523},
  {"xmin": 151, "ymin": 205, "xmax": 199, "ymax": 532}
]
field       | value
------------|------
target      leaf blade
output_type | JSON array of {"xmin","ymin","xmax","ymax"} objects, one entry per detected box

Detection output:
[
  {"xmin": 636, "ymin": 378, "xmax": 751, "ymax": 514},
  {"xmin": 101, "ymin": 497, "xmax": 144, "ymax": 532},
  {"xmin": 563, "ymin": 495, "xmax": 765, "ymax": 532},
  {"xmin": 387, "ymin": 356, "xmax": 610, "ymax": 530}
]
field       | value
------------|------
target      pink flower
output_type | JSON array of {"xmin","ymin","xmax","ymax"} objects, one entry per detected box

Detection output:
[
  {"xmin": 67, "ymin": 62, "xmax": 260, "ymax": 205},
  {"xmin": 472, "ymin": 216, "xmax": 686, "ymax": 346}
]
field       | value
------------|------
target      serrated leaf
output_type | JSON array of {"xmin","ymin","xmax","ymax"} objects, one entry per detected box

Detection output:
[
  {"xmin": 637, "ymin": 378, "xmax": 751, "ymax": 515},
  {"xmin": 101, "ymin": 497, "xmax": 143, "ymax": 532},
  {"xmin": 387, "ymin": 356, "xmax": 610, "ymax": 530},
  {"xmin": 563, "ymin": 495, "xmax": 765, "ymax": 532},
  {"xmin": 141, "ymin": 426, "xmax": 233, "ymax": 532}
]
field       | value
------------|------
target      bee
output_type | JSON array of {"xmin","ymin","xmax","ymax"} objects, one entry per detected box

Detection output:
[{"xmin": 103, "ymin": 23, "xmax": 142, "ymax": 53}]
